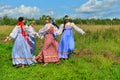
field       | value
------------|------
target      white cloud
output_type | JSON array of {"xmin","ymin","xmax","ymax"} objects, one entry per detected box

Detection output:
[
  {"xmin": 0, "ymin": 4, "xmax": 40, "ymax": 18},
  {"xmin": 74, "ymin": 0, "xmax": 120, "ymax": 19},
  {"xmin": 75, "ymin": 0, "xmax": 120, "ymax": 13},
  {"xmin": 43, "ymin": 8, "xmax": 55, "ymax": 16}
]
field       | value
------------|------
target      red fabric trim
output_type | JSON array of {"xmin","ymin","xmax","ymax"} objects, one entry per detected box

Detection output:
[{"xmin": 17, "ymin": 22, "xmax": 27, "ymax": 40}]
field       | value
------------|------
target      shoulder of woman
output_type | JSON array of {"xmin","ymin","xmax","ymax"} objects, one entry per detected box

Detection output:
[
  {"xmin": 66, "ymin": 22, "xmax": 74, "ymax": 26},
  {"xmin": 45, "ymin": 23, "xmax": 52, "ymax": 26},
  {"xmin": 44, "ymin": 24, "xmax": 52, "ymax": 29},
  {"xmin": 48, "ymin": 23, "xmax": 54, "ymax": 28},
  {"xmin": 16, "ymin": 25, "xmax": 26, "ymax": 29},
  {"xmin": 50, "ymin": 23, "xmax": 55, "ymax": 27},
  {"xmin": 60, "ymin": 24, "xmax": 64, "ymax": 26},
  {"xmin": 16, "ymin": 25, "xmax": 20, "ymax": 28},
  {"xmin": 71, "ymin": 22, "xmax": 75, "ymax": 25},
  {"xmin": 44, "ymin": 24, "xmax": 48, "ymax": 27}
]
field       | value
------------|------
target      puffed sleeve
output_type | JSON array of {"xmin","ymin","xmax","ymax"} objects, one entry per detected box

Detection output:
[
  {"xmin": 9, "ymin": 26, "xmax": 18, "ymax": 39},
  {"xmin": 56, "ymin": 24, "xmax": 64, "ymax": 35},
  {"xmin": 30, "ymin": 26, "xmax": 37, "ymax": 34},
  {"xmin": 27, "ymin": 26, "xmax": 38, "ymax": 37},
  {"xmin": 38, "ymin": 24, "xmax": 49, "ymax": 39},
  {"xmin": 72, "ymin": 23, "xmax": 85, "ymax": 35},
  {"xmin": 31, "ymin": 27, "xmax": 40, "ymax": 38},
  {"xmin": 38, "ymin": 24, "xmax": 49, "ymax": 34}
]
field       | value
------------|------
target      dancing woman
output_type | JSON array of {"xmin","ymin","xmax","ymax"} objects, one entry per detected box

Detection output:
[
  {"xmin": 26, "ymin": 21, "xmax": 38, "ymax": 56},
  {"xmin": 35, "ymin": 16, "xmax": 60, "ymax": 66},
  {"xmin": 58, "ymin": 15, "xmax": 85, "ymax": 59},
  {"xmin": 4, "ymin": 17, "xmax": 35, "ymax": 68}
]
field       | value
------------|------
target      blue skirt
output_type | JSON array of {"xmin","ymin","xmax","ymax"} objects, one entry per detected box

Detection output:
[
  {"xmin": 29, "ymin": 36, "xmax": 36, "ymax": 56},
  {"xmin": 12, "ymin": 34, "xmax": 34, "ymax": 65},
  {"xmin": 58, "ymin": 28, "xmax": 74, "ymax": 58}
]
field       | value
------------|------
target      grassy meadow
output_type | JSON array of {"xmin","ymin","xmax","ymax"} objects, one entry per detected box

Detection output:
[{"xmin": 0, "ymin": 25, "xmax": 120, "ymax": 80}]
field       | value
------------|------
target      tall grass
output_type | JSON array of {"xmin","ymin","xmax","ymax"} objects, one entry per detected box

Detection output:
[{"xmin": 0, "ymin": 25, "xmax": 120, "ymax": 80}]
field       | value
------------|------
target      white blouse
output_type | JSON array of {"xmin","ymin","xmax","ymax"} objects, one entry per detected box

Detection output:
[
  {"xmin": 38, "ymin": 23, "xmax": 58, "ymax": 39},
  {"xmin": 26, "ymin": 25, "xmax": 38, "ymax": 38},
  {"xmin": 56, "ymin": 22, "xmax": 85, "ymax": 35},
  {"xmin": 9, "ymin": 25, "xmax": 36, "ymax": 44},
  {"xmin": 9, "ymin": 25, "xmax": 19, "ymax": 39}
]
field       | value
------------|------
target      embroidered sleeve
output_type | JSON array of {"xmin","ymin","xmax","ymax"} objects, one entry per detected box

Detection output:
[
  {"xmin": 72, "ymin": 23, "xmax": 85, "ymax": 35},
  {"xmin": 9, "ymin": 26, "xmax": 18, "ymax": 39}
]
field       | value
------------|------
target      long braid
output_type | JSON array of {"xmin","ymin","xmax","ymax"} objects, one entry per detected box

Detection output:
[{"xmin": 62, "ymin": 20, "xmax": 66, "ymax": 33}]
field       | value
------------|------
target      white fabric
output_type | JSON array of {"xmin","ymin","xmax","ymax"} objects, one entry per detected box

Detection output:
[
  {"xmin": 38, "ymin": 23, "xmax": 58, "ymax": 39},
  {"xmin": 26, "ymin": 25, "xmax": 38, "ymax": 38},
  {"xmin": 56, "ymin": 22, "xmax": 85, "ymax": 35},
  {"xmin": 9, "ymin": 25, "xmax": 19, "ymax": 39}
]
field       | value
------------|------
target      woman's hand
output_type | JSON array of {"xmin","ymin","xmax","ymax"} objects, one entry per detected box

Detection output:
[
  {"xmin": 4, "ymin": 37, "xmax": 9, "ymax": 43},
  {"xmin": 4, "ymin": 36, "xmax": 11, "ymax": 43}
]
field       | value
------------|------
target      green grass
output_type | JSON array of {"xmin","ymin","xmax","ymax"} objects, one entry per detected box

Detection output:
[{"xmin": 0, "ymin": 25, "xmax": 120, "ymax": 80}]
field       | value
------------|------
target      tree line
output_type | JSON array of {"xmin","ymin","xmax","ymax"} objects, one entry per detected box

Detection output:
[{"xmin": 0, "ymin": 15, "xmax": 120, "ymax": 25}]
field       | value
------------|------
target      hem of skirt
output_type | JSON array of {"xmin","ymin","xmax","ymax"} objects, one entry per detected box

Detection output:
[
  {"xmin": 13, "ymin": 63, "xmax": 34, "ymax": 65},
  {"xmin": 59, "ymin": 57, "xmax": 68, "ymax": 58},
  {"xmin": 58, "ymin": 52, "xmax": 68, "ymax": 54},
  {"xmin": 13, "ymin": 58, "xmax": 33, "ymax": 60},
  {"xmin": 36, "ymin": 57, "xmax": 59, "ymax": 63}
]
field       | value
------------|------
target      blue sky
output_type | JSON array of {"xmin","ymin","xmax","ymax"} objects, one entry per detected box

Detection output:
[{"xmin": 0, "ymin": 0, "xmax": 120, "ymax": 19}]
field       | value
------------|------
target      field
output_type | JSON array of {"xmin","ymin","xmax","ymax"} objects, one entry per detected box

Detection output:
[{"xmin": 0, "ymin": 25, "xmax": 120, "ymax": 80}]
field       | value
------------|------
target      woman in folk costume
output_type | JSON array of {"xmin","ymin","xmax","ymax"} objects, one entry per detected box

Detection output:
[
  {"xmin": 48, "ymin": 16, "xmax": 59, "ymax": 29},
  {"xmin": 26, "ymin": 21, "xmax": 38, "ymax": 56},
  {"xmin": 4, "ymin": 17, "xmax": 35, "ymax": 68},
  {"xmin": 35, "ymin": 16, "xmax": 60, "ymax": 66},
  {"xmin": 58, "ymin": 15, "xmax": 85, "ymax": 60}
]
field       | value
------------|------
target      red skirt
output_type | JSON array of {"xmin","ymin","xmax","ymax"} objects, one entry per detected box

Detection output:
[{"xmin": 36, "ymin": 34, "xmax": 59, "ymax": 63}]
